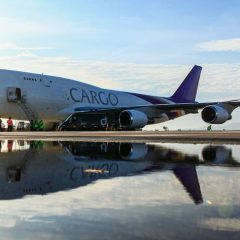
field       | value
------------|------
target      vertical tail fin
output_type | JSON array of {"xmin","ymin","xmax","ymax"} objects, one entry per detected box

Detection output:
[
  {"xmin": 171, "ymin": 65, "xmax": 202, "ymax": 102},
  {"xmin": 173, "ymin": 165, "xmax": 203, "ymax": 205}
]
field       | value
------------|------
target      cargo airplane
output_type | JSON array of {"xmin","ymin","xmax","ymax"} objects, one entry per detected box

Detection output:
[{"xmin": 0, "ymin": 65, "xmax": 239, "ymax": 130}]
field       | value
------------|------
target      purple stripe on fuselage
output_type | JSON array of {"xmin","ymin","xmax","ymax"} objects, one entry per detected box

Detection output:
[
  {"xmin": 127, "ymin": 92, "xmax": 197, "ymax": 104},
  {"xmin": 168, "ymin": 97, "xmax": 197, "ymax": 104},
  {"xmin": 127, "ymin": 92, "xmax": 168, "ymax": 104}
]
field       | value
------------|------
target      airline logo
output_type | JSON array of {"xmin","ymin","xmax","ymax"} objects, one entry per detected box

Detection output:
[{"xmin": 70, "ymin": 88, "xmax": 119, "ymax": 106}]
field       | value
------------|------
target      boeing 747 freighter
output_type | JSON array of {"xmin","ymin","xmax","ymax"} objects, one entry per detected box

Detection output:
[{"xmin": 0, "ymin": 65, "xmax": 239, "ymax": 130}]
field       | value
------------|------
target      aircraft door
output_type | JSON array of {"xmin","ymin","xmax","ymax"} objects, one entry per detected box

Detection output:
[
  {"xmin": 7, "ymin": 87, "xmax": 22, "ymax": 102},
  {"xmin": 42, "ymin": 75, "xmax": 51, "ymax": 87}
]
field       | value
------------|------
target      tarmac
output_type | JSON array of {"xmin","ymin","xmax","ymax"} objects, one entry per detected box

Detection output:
[{"xmin": 0, "ymin": 130, "xmax": 240, "ymax": 143}]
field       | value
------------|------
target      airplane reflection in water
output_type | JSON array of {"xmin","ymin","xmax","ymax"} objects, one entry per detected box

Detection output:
[{"xmin": 0, "ymin": 140, "xmax": 239, "ymax": 203}]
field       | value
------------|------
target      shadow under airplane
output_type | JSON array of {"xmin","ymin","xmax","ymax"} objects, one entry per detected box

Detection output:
[{"xmin": 0, "ymin": 140, "xmax": 239, "ymax": 204}]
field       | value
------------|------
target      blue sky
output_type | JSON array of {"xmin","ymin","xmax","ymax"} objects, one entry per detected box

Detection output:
[
  {"xmin": 1, "ymin": 0, "xmax": 240, "ymax": 63},
  {"xmin": 0, "ymin": 0, "xmax": 240, "ymax": 129}
]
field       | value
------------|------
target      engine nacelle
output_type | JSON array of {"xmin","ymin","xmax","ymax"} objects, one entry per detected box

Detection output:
[
  {"xmin": 119, "ymin": 110, "xmax": 148, "ymax": 129},
  {"xmin": 119, "ymin": 143, "xmax": 148, "ymax": 160},
  {"xmin": 202, "ymin": 145, "xmax": 232, "ymax": 163},
  {"xmin": 201, "ymin": 105, "xmax": 231, "ymax": 124}
]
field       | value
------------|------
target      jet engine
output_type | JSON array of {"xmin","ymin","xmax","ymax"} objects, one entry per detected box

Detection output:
[
  {"xmin": 119, "ymin": 110, "xmax": 148, "ymax": 129},
  {"xmin": 201, "ymin": 105, "xmax": 231, "ymax": 124},
  {"xmin": 119, "ymin": 143, "xmax": 148, "ymax": 160},
  {"xmin": 202, "ymin": 145, "xmax": 232, "ymax": 163}
]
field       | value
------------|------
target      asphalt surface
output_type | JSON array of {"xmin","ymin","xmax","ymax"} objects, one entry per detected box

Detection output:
[{"xmin": 0, "ymin": 130, "xmax": 240, "ymax": 143}]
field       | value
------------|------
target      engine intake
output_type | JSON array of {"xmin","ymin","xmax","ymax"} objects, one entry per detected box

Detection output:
[
  {"xmin": 201, "ymin": 105, "xmax": 231, "ymax": 124},
  {"xmin": 202, "ymin": 145, "xmax": 232, "ymax": 163},
  {"xmin": 119, "ymin": 110, "xmax": 148, "ymax": 129},
  {"xmin": 119, "ymin": 143, "xmax": 148, "ymax": 160}
]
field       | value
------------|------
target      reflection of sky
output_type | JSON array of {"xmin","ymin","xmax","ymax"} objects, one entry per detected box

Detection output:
[
  {"xmin": 0, "ymin": 140, "xmax": 239, "ymax": 239},
  {"xmin": 0, "ymin": 163, "xmax": 239, "ymax": 239},
  {"xmin": 0, "ymin": 140, "xmax": 30, "ymax": 153}
]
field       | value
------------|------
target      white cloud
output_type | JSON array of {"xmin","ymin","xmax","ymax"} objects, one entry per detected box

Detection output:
[
  {"xmin": 197, "ymin": 38, "xmax": 240, "ymax": 52},
  {"xmin": 1, "ymin": 51, "xmax": 240, "ymax": 102},
  {"xmin": 2, "ymin": 55, "xmax": 238, "ymax": 101},
  {"xmin": 0, "ymin": 43, "xmax": 53, "ymax": 51},
  {"xmin": 0, "ymin": 44, "xmax": 239, "ymax": 100}
]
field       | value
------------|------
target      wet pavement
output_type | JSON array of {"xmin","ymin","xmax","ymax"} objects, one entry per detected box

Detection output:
[{"xmin": 0, "ymin": 140, "xmax": 239, "ymax": 239}]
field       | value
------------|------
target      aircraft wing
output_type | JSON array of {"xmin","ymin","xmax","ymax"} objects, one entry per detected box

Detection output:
[{"xmin": 74, "ymin": 100, "xmax": 240, "ymax": 113}]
